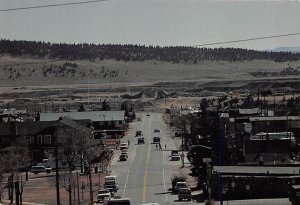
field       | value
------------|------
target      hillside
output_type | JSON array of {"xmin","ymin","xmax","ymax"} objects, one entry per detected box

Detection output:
[
  {"xmin": 1, "ymin": 55, "xmax": 300, "ymax": 87},
  {"xmin": 1, "ymin": 39, "xmax": 300, "ymax": 63}
]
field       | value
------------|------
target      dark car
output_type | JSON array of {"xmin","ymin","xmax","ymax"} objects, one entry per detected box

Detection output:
[
  {"xmin": 178, "ymin": 188, "xmax": 192, "ymax": 201},
  {"xmin": 136, "ymin": 130, "xmax": 142, "ymax": 137},
  {"xmin": 153, "ymin": 136, "xmax": 160, "ymax": 144},
  {"xmin": 119, "ymin": 154, "xmax": 128, "ymax": 161},
  {"xmin": 137, "ymin": 137, "xmax": 145, "ymax": 144}
]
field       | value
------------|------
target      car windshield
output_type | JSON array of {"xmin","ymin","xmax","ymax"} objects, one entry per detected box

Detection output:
[
  {"xmin": 179, "ymin": 188, "xmax": 190, "ymax": 193},
  {"xmin": 177, "ymin": 183, "xmax": 186, "ymax": 187}
]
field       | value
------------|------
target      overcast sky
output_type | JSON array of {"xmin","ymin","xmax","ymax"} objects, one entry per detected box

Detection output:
[{"xmin": 0, "ymin": 0, "xmax": 300, "ymax": 50}]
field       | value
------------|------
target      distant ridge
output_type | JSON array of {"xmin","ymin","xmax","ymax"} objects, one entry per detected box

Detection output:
[
  {"xmin": 1, "ymin": 39, "xmax": 300, "ymax": 62},
  {"xmin": 271, "ymin": 47, "xmax": 300, "ymax": 53}
]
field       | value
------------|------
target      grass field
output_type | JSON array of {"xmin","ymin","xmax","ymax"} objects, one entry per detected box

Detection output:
[{"xmin": 1, "ymin": 55, "xmax": 300, "ymax": 110}]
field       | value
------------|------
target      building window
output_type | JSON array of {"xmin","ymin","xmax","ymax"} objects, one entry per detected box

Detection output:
[
  {"xmin": 37, "ymin": 135, "xmax": 43, "ymax": 144},
  {"xmin": 44, "ymin": 135, "xmax": 52, "ymax": 144},
  {"xmin": 2, "ymin": 136, "xmax": 10, "ymax": 145},
  {"xmin": 28, "ymin": 136, "xmax": 34, "ymax": 144}
]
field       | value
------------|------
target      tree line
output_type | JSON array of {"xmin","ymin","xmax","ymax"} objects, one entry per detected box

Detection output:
[{"xmin": 1, "ymin": 39, "xmax": 300, "ymax": 62}]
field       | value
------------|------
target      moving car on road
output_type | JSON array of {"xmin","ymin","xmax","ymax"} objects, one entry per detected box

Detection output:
[
  {"xmin": 137, "ymin": 137, "xmax": 145, "ymax": 144},
  {"xmin": 136, "ymin": 130, "xmax": 142, "ymax": 137},
  {"xmin": 178, "ymin": 188, "xmax": 192, "ymax": 201},
  {"xmin": 154, "ymin": 129, "xmax": 160, "ymax": 133}
]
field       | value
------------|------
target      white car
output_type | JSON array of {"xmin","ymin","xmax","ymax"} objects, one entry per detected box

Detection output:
[
  {"xmin": 171, "ymin": 154, "xmax": 181, "ymax": 161},
  {"xmin": 120, "ymin": 142, "xmax": 129, "ymax": 150},
  {"xmin": 97, "ymin": 189, "xmax": 111, "ymax": 203},
  {"xmin": 105, "ymin": 176, "xmax": 117, "ymax": 183},
  {"xmin": 30, "ymin": 165, "xmax": 52, "ymax": 174}
]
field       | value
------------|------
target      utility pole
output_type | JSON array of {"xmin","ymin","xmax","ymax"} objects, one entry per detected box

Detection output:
[
  {"xmin": 77, "ymin": 172, "xmax": 80, "ymax": 205},
  {"xmin": 181, "ymin": 105, "xmax": 184, "ymax": 167},
  {"xmin": 55, "ymin": 143, "xmax": 61, "ymax": 205}
]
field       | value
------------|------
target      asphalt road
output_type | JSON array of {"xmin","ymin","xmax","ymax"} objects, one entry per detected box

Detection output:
[
  {"xmin": 105, "ymin": 112, "xmax": 292, "ymax": 205},
  {"xmin": 108, "ymin": 112, "xmax": 194, "ymax": 205}
]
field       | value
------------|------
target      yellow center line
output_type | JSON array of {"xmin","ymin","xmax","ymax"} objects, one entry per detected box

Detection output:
[{"xmin": 141, "ymin": 114, "xmax": 152, "ymax": 203}]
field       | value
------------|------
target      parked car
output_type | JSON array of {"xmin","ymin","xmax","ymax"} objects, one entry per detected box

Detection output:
[
  {"xmin": 105, "ymin": 176, "xmax": 117, "ymax": 183},
  {"xmin": 119, "ymin": 154, "xmax": 128, "ymax": 161},
  {"xmin": 174, "ymin": 182, "xmax": 188, "ymax": 193},
  {"xmin": 137, "ymin": 137, "xmax": 145, "ymax": 144},
  {"xmin": 171, "ymin": 150, "xmax": 179, "ymax": 156},
  {"xmin": 97, "ymin": 189, "xmax": 111, "ymax": 203},
  {"xmin": 120, "ymin": 142, "xmax": 129, "ymax": 150},
  {"xmin": 30, "ymin": 165, "xmax": 52, "ymax": 174},
  {"xmin": 170, "ymin": 154, "xmax": 181, "ymax": 161},
  {"xmin": 136, "ymin": 130, "xmax": 142, "ymax": 137},
  {"xmin": 105, "ymin": 197, "xmax": 130, "ymax": 205},
  {"xmin": 121, "ymin": 149, "xmax": 128, "ymax": 155},
  {"xmin": 178, "ymin": 188, "xmax": 192, "ymax": 201},
  {"xmin": 104, "ymin": 180, "xmax": 119, "ymax": 192},
  {"xmin": 147, "ymin": 113, "xmax": 150, "ymax": 116}
]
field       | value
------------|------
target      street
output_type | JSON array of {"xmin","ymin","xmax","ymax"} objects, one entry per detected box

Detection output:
[
  {"xmin": 108, "ymin": 112, "xmax": 194, "ymax": 205},
  {"xmin": 105, "ymin": 112, "xmax": 292, "ymax": 205}
]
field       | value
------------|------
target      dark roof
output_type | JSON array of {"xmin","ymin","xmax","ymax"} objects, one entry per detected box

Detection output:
[
  {"xmin": 0, "ymin": 120, "xmax": 91, "ymax": 136},
  {"xmin": 39, "ymin": 111, "xmax": 125, "ymax": 122},
  {"xmin": 239, "ymin": 108, "xmax": 260, "ymax": 115},
  {"xmin": 214, "ymin": 166, "xmax": 300, "ymax": 175}
]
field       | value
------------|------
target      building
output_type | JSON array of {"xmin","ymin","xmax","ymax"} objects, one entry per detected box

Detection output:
[{"xmin": 39, "ymin": 110, "xmax": 126, "ymax": 141}]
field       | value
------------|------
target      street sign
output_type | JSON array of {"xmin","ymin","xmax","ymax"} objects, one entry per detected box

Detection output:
[
  {"xmin": 203, "ymin": 158, "xmax": 211, "ymax": 163},
  {"xmin": 244, "ymin": 123, "xmax": 252, "ymax": 133}
]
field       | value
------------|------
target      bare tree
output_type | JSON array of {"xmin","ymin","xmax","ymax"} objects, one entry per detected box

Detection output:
[
  {"xmin": 55, "ymin": 119, "xmax": 94, "ymax": 205},
  {"xmin": 0, "ymin": 137, "xmax": 31, "ymax": 205}
]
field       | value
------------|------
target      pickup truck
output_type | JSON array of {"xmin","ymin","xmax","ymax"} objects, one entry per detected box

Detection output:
[{"xmin": 30, "ymin": 165, "xmax": 52, "ymax": 174}]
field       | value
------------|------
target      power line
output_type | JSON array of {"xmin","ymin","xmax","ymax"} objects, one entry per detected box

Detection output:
[
  {"xmin": 193, "ymin": 32, "xmax": 300, "ymax": 47},
  {"xmin": 0, "ymin": 0, "xmax": 106, "ymax": 12}
]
